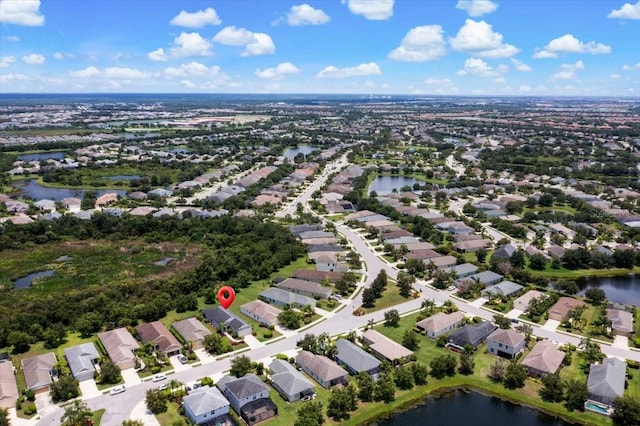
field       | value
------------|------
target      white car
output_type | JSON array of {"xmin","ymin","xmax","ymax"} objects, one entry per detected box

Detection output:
[
  {"xmin": 152, "ymin": 373, "xmax": 167, "ymax": 382},
  {"xmin": 447, "ymin": 285, "xmax": 456, "ymax": 291},
  {"xmin": 177, "ymin": 354, "xmax": 188, "ymax": 364},
  {"xmin": 158, "ymin": 383, "xmax": 169, "ymax": 391},
  {"xmin": 109, "ymin": 385, "xmax": 125, "ymax": 396}
]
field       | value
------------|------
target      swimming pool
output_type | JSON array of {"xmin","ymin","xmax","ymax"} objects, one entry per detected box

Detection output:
[{"xmin": 585, "ymin": 401, "xmax": 609, "ymax": 415}]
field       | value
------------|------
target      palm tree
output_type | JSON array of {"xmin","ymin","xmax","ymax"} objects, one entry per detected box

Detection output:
[
  {"xmin": 169, "ymin": 378, "xmax": 181, "ymax": 394},
  {"xmin": 60, "ymin": 400, "xmax": 92, "ymax": 426}
]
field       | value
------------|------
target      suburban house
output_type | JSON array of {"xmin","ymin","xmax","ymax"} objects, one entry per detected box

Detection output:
[
  {"xmin": 259, "ymin": 287, "xmax": 316, "ymax": 309},
  {"xmin": 427, "ymin": 255, "xmax": 458, "ymax": 270},
  {"xmin": 467, "ymin": 271, "xmax": 503, "ymax": 286},
  {"xmin": 548, "ymin": 297, "xmax": 586, "ymax": 321},
  {"xmin": 361, "ymin": 330, "xmax": 414, "ymax": 364},
  {"xmin": 291, "ymin": 269, "xmax": 343, "ymax": 284},
  {"xmin": 268, "ymin": 359, "xmax": 316, "ymax": 402},
  {"xmin": 240, "ymin": 300, "xmax": 282, "ymax": 326},
  {"xmin": 295, "ymin": 350, "xmax": 349, "ymax": 389},
  {"xmin": 513, "ymin": 290, "xmax": 547, "ymax": 312},
  {"xmin": 216, "ymin": 374, "xmax": 277, "ymax": 426},
  {"xmin": 446, "ymin": 322, "xmax": 497, "ymax": 350},
  {"xmin": 334, "ymin": 339, "xmax": 381, "ymax": 379},
  {"xmin": 135, "ymin": 321, "xmax": 182, "ymax": 357},
  {"xmin": 203, "ymin": 307, "xmax": 252, "ymax": 338},
  {"xmin": 443, "ymin": 263, "xmax": 478, "ymax": 279},
  {"xmin": 606, "ymin": 309, "xmax": 634, "ymax": 336},
  {"xmin": 416, "ymin": 311, "xmax": 466, "ymax": 338},
  {"xmin": 453, "ymin": 239, "xmax": 491, "ymax": 253},
  {"xmin": 314, "ymin": 253, "xmax": 349, "ymax": 272},
  {"xmin": 172, "ymin": 317, "xmax": 211, "ymax": 350},
  {"xmin": 587, "ymin": 357, "xmax": 627, "ymax": 407},
  {"xmin": 486, "ymin": 329, "xmax": 526, "ymax": 359},
  {"xmin": 22, "ymin": 352, "xmax": 57, "ymax": 393},
  {"xmin": 0, "ymin": 361, "xmax": 19, "ymax": 408},
  {"xmin": 521, "ymin": 340, "xmax": 565, "ymax": 377},
  {"xmin": 182, "ymin": 386, "xmax": 231, "ymax": 425},
  {"xmin": 64, "ymin": 343, "xmax": 100, "ymax": 381},
  {"xmin": 482, "ymin": 280, "xmax": 524, "ymax": 298},
  {"xmin": 98, "ymin": 327, "xmax": 140, "ymax": 370},
  {"xmin": 276, "ymin": 278, "xmax": 331, "ymax": 299}
]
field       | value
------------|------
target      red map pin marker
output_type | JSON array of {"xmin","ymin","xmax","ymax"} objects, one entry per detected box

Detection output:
[{"xmin": 217, "ymin": 286, "xmax": 235, "ymax": 309}]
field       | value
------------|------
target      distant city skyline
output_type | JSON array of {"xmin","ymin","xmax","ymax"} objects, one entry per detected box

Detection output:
[{"xmin": 0, "ymin": 0, "xmax": 639, "ymax": 96}]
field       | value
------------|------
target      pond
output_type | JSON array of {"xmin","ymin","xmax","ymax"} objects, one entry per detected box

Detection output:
[
  {"xmin": 282, "ymin": 145, "xmax": 320, "ymax": 160},
  {"xmin": 17, "ymin": 151, "xmax": 66, "ymax": 161},
  {"xmin": 578, "ymin": 274, "xmax": 640, "ymax": 306},
  {"xmin": 103, "ymin": 175, "xmax": 141, "ymax": 181},
  {"xmin": 376, "ymin": 389, "xmax": 570, "ymax": 426},
  {"xmin": 368, "ymin": 175, "xmax": 422, "ymax": 195},
  {"xmin": 13, "ymin": 270, "xmax": 55, "ymax": 289},
  {"xmin": 11, "ymin": 179, "xmax": 127, "ymax": 201}
]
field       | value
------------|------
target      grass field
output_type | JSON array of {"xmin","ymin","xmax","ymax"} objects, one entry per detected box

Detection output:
[
  {"xmin": 362, "ymin": 281, "xmax": 413, "ymax": 314},
  {"xmin": 529, "ymin": 265, "xmax": 640, "ymax": 280}
]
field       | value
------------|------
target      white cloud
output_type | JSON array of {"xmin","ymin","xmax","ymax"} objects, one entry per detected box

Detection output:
[
  {"xmin": 22, "ymin": 53, "xmax": 45, "ymax": 65},
  {"xmin": 510, "ymin": 58, "xmax": 532, "ymax": 72},
  {"xmin": 455, "ymin": 0, "xmax": 498, "ymax": 17},
  {"xmin": 610, "ymin": 73, "xmax": 622, "ymax": 79},
  {"xmin": 456, "ymin": 57, "xmax": 508, "ymax": 77},
  {"xmin": 494, "ymin": 77, "xmax": 506, "ymax": 83},
  {"xmin": 170, "ymin": 32, "xmax": 213, "ymax": 57},
  {"xmin": 388, "ymin": 25, "xmax": 446, "ymax": 62},
  {"xmin": 550, "ymin": 60, "xmax": 585, "ymax": 80},
  {"xmin": 213, "ymin": 26, "xmax": 275, "ymax": 56},
  {"xmin": 104, "ymin": 67, "xmax": 150, "ymax": 79},
  {"xmin": 170, "ymin": 7, "xmax": 221, "ymax": 28},
  {"xmin": 0, "ymin": 0, "xmax": 44, "ymax": 26},
  {"xmin": 607, "ymin": 1, "xmax": 640, "ymax": 19},
  {"xmin": 316, "ymin": 62, "xmax": 382, "ymax": 78},
  {"xmin": 622, "ymin": 63, "xmax": 640, "ymax": 70},
  {"xmin": 164, "ymin": 62, "xmax": 220, "ymax": 78},
  {"xmin": 70, "ymin": 66, "xmax": 101, "ymax": 78},
  {"xmin": 7, "ymin": 35, "xmax": 19, "ymax": 42},
  {"xmin": 533, "ymin": 34, "xmax": 611, "ymax": 58},
  {"xmin": 450, "ymin": 19, "xmax": 519, "ymax": 58},
  {"xmin": 53, "ymin": 52, "xmax": 74, "ymax": 60},
  {"xmin": 424, "ymin": 78, "xmax": 452, "ymax": 85},
  {"xmin": 148, "ymin": 48, "xmax": 168, "ymax": 61},
  {"xmin": 287, "ymin": 4, "xmax": 330, "ymax": 26},
  {"xmin": 342, "ymin": 0, "xmax": 394, "ymax": 20},
  {"xmin": 255, "ymin": 62, "xmax": 300, "ymax": 79},
  {"xmin": 0, "ymin": 55, "xmax": 16, "ymax": 68},
  {"xmin": 0, "ymin": 72, "xmax": 29, "ymax": 82},
  {"xmin": 519, "ymin": 85, "xmax": 531, "ymax": 93},
  {"xmin": 181, "ymin": 80, "xmax": 196, "ymax": 89}
]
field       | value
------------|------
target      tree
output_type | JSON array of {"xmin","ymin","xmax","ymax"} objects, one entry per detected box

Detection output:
[
  {"xmin": 122, "ymin": 421, "xmax": 145, "ymax": 426},
  {"xmin": 230, "ymin": 355, "xmax": 253, "ymax": 377},
  {"xmin": 459, "ymin": 347, "xmax": 475, "ymax": 376},
  {"xmin": 510, "ymin": 249, "xmax": 526, "ymax": 268},
  {"xmin": 50, "ymin": 375, "xmax": 80, "ymax": 402},
  {"xmin": 371, "ymin": 270, "xmax": 388, "ymax": 297},
  {"xmin": 585, "ymin": 288, "xmax": 606, "ymax": 305},
  {"xmin": 613, "ymin": 394, "xmax": 640, "ymax": 426},
  {"xmin": 402, "ymin": 329, "xmax": 419, "ymax": 351},
  {"xmin": 327, "ymin": 384, "xmax": 356, "ymax": 421},
  {"xmin": 493, "ymin": 314, "xmax": 511, "ymax": 330},
  {"xmin": 515, "ymin": 323, "xmax": 534, "ymax": 346},
  {"xmin": 75, "ymin": 311, "xmax": 103, "ymax": 337},
  {"xmin": 394, "ymin": 364, "xmax": 414, "ymax": 390},
  {"xmin": 43, "ymin": 325, "xmax": 66, "ymax": 349},
  {"xmin": 578, "ymin": 337, "xmax": 603, "ymax": 364},
  {"xmin": 0, "ymin": 408, "xmax": 8, "ymax": 426},
  {"xmin": 60, "ymin": 400, "xmax": 92, "ymax": 426},
  {"xmin": 373, "ymin": 372, "xmax": 396, "ymax": 402},
  {"xmin": 411, "ymin": 362, "xmax": 429, "ymax": 385},
  {"xmin": 99, "ymin": 360, "xmax": 121, "ymax": 384},
  {"xmin": 503, "ymin": 361, "xmax": 527, "ymax": 389},
  {"xmin": 297, "ymin": 334, "xmax": 318, "ymax": 353},
  {"xmin": 488, "ymin": 358, "xmax": 507, "ymax": 382},
  {"xmin": 384, "ymin": 309, "xmax": 400, "ymax": 327},
  {"xmin": 145, "ymin": 388, "xmax": 168, "ymax": 414},
  {"xmin": 355, "ymin": 371, "xmax": 375, "ymax": 402},
  {"xmin": 529, "ymin": 253, "xmax": 547, "ymax": 270},
  {"xmin": 278, "ymin": 309, "xmax": 303, "ymax": 329},
  {"xmin": 204, "ymin": 333, "xmax": 230, "ymax": 355},
  {"xmin": 7, "ymin": 330, "xmax": 32, "ymax": 353},
  {"xmin": 476, "ymin": 248, "xmax": 488, "ymax": 263},
  {"xmin": 294, "ymin": 401, "xmax": 324, "ymax": 426},
  {"xmin": 362, "ymin": 287, "xmax": 376, "ymax": 308},
  {"xmin": 539, "ymin": 373, "xmax": 565, "ymax": 403},
  {"xmin": 430, "ymin": 354, "xmax": 457, "ymax": 379},
  {"xmin": 397, "ymin": 271, "xmax": 415, "ymax": 298},
  {"xmin": 564, "ymin": 379, "xmax": 588, "ymax": 411}
]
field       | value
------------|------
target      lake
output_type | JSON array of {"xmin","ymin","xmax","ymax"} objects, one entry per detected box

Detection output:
[
  {"xmin": 376, "ymin": 390, "xmax": 570, "ymax": 426},
  {"xmin": 13, "ymin": 270, "xmax": 55, "ymax": 289},
  {"xmin": 103, "ymin": 175, "xmax": 141, "ymax": 181},
  {"xmin": 578, "ymin": 274, "xmax": 640, "ymax": 306},
  {"xmin": 368, "ymin": 176, "xmax": 422, "ymax": 195},
  {"xmin": 282, "ymin": 145, "xmax": 320, "ymax": 160},
  {"xmin": 12, "ymin": 179, "xmax": 127, "ymax": 201},
  {"xmin": 17, "ymin": 151, "xmax": 66, "ymax": 161}
]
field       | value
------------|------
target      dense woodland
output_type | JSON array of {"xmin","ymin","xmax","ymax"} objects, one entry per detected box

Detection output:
[{"xmin": 0, "ymin": 216, "xmax": 305, "ymax": 352}]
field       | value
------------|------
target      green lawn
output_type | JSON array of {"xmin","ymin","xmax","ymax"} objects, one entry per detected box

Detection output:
[
  {"xmin": 362, "ymin": 282, "xmax": 413, "ymax": 314},
  {"xmin": 156, "ymin": 400, "xmax": 187, "ymax": 425},
  {"xmin": 529, "ymin": 265, "xmax": 640, "ymax": 280}
]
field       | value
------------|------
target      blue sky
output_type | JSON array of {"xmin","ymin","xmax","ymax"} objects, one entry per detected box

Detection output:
[{"xmin": 0, "ymin": 0, "xmax": 639, "ymax": 95}]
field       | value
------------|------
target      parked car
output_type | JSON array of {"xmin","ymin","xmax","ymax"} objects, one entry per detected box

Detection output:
[
  {"xmin": 152, "ymin": 373, "xmax": 167, "ymax": 382},
  {"xmin": 158, "ymin": 383, "xmax": 169, "ymax": 390},
  {"xmin": 177, "ymin": 354, "xmax": 188, "ymax": 364},
  {"xmin": 447, "ymin": 285, "xmax": 456, "ymax": 291},
  {"xmin": 109, "ymin": 385, "xmax": 126, "ymax": 396}
]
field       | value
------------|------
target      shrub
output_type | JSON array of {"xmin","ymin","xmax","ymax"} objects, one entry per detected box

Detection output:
[
  {"xmin": 276, "ymin": 353, "xmax": 288, "ymax": 360},
  {"xmin": 263, "ymin": 331, "xmax": 273, "ymax": 339},
  {"xmin": 24, "ymin": 389, "xmax": 35, "ymax": 401},
  {"xmin": 23, "ymin": 403, "xmax": 37, "ymax": 415},
  {"xmin": 150, "ymin": 366, "xmax": 161, "ymax": 374},
  {"xmin": 15, "ymin": 399, "xmax": 22, "ymax": 410},
  {"xmin": 627, "ymin": 360, "xmax": 639, "ymax": 369}
]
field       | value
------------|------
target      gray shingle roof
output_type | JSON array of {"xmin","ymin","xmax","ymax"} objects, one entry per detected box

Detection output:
[
  {"xmin": 217, "ymin": 374, "xmax": 269, "ymax": 400},
  {"xmin": 64, "ymin": 343, "xmax": 99, "ymax": 381},
  {"xmin": 183, "ymin": 386, "xmax": 229, "ymax": 416},
  {"xmin": 587, "ymin": 358, "xmax": 626, "ymax": 403},
  {"xmin": 335, "ymin": 339, "xmax": 380, "ymax": 373},
  {"xmin": 447, "ymin": 322, "xmax": 497, "ymax": 348},
  {"xmin": 268, "ymin": 360, "xmax": 315, "ymax": 398}
]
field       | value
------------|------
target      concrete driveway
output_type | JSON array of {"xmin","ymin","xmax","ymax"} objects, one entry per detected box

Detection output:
[
  {"xmin": 79, "ymin": 379, "xmax": 101, "ymax": 398},
  {"xmin": 613, "ymin": 335, "xmax": 629, "ymax": 349},
  {"xmin": 194, "ymin": 348, "xmax": 215, "ymax": 365},
  {"xmin": 169, "ymin": 355, "xmax": 190, "ymax": 372},
  {"xmin": 128, "ymin": 400, "xmax": 160, "ymax": 426},
  {"xmin": 469, "ymin": 297, "xmax": 488, "ymax": 307},
  {"xmin": 120, "ymin": 368, "xmax": 141, "ymax": 386},
  {"xmin": 542, "ymin": 319, "xmax": 561, "ymax": 331},
  {"xmin": 505, "ymin": 308, "xmax": 523, "ymax": 319}
]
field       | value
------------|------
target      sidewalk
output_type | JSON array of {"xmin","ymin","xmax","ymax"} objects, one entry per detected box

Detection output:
[{"xmin": 129, "ymin": 400, "xmax": 160, "ymax": 426}]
